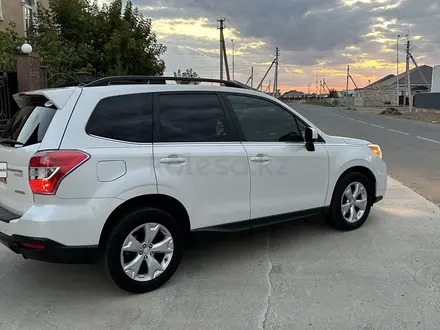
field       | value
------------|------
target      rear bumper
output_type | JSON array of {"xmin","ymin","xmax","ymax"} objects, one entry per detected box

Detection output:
[
  {"xmin": 0, "ymin": 232, "xmax": 99, "ymax": 264},
  {"xmin": 0, "ymin": 197, "xmax": 122, "ymax": 246}
]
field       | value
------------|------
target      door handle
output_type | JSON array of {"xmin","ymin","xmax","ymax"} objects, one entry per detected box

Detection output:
[
  {"xmin": 250, "ymin": 155, "xmax": 270, "ymax": 163},
  {"xmin": 160, "ymin": 157, "xmax": 186, "ymax": 164}
]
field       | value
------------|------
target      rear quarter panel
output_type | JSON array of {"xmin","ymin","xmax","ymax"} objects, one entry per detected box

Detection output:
[{"xmin": 57, "ymin": 88, "xmax": 157, "ymax": 199}]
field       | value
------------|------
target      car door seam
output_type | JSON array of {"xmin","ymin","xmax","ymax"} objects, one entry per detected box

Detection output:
[{"xmin": 240, "ymin": 142, "xmax": 252, "ymax": 222}]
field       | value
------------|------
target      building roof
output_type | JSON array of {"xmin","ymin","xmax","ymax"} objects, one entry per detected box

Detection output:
[
  {"xmin": 368, "ymin": 74, "xmax": 396, "ymax": 88},
  {"xmin": 282, "ymin": 90, "xmax": 305, "ymax": 97},
  {"xmin": 361, "ymin": 65, "xmax": 433, "ymax": 89}
]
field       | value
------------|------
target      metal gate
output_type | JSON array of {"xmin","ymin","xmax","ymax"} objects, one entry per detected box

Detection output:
[
  {"xmin": 0, "ymin": 70, "xmax": 19, "ymax": 133},
  {"xmin": 0, "ymin": 70, "xmax": 12, "ymax": 132}
]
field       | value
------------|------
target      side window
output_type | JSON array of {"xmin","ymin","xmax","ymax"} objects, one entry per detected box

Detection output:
[
  {"xmin": 86, "ymin": 93, "xmax": 153, "ymax": 143},
  {"xmin": 226, "ymin": 94, "xmax": 303, "ymax": 142},
  {"xmin": 158, "ymin": 93, "xmax": 230, "ymax": 142}
]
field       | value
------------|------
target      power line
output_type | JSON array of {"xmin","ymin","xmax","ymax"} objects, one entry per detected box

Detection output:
[
  {"xmin": 167, "ymin": 64, "xmax": 272, "ymax": 70},
  {"xmin": 257, "ymin": 59, "xmax": 276, "ymax": 90},
  {"xmin": 409, "ymin": 52, "xmax": 430, "ymax": 86},
  {"xmin": 413, "ymin": 27, "xmax": 440, "ymax": 48},
  {"xmin": 165, "ymin": 46, "xmax": 218, "ymax": 58},
  {"xmin": 225, "ymin": 18, "xmax": 273, "ymax": 50},
  {"xmin": 417, "ymin": 36, "xmax": 440, "ymax": 48},
  {"xmin": 169, "ymin": 65, "xmax": 219, "ymax": 69},
  {"xmin": 168, "ymin": 52, "xmax": 217, "ymax": 56},
  {"xmin": 421, "ymin": 27, "xmax": 440, "ymax": 42}
]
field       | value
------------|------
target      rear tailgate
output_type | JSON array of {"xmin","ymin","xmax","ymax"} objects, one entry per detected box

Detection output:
[
  {"xmin": 0, "ymin": 93, "xmax": 62, "ymax": 216},
  {"xmin": 0, "ymin": 144, "xmax": 40, "ymax": 215}
]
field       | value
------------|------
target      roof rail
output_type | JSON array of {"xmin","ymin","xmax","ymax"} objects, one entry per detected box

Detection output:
[{"xmin": 84, "ymin": 76, "xmax": 255, "ymax": 89}]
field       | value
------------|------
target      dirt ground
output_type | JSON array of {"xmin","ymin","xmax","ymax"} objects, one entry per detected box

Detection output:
[{"xmin": 381, "ymin": 109, "xmax": 440, "ymax": 125}]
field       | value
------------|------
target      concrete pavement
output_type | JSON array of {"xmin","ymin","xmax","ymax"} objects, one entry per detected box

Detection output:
[
  {"xmin": 293, "ymin": 103, "xmax": 440, "ymax": 206},
  {"xmin": 1, "ymin": 177, "xmax": 440, "ymax": 329}
]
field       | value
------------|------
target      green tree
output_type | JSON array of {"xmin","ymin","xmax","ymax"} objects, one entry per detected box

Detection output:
[
  {"xmin": 27, "ymin": 0, "xmax": 166, "ymax": 84},
  {"xmin": 0, "ymin": 23, "xmax": 25, "ymax": 71},
  {"xmin": 173, "ymin": 68, "xmax": 200, "ymax": 85},
  {"xmin": 328, "ymin": 89, "xmax": 339, "ymax": 98}
]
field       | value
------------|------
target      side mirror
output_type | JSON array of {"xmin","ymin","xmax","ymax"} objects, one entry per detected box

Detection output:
[
  {"xmin": 305, "ymin": 127, "xmax": 318, "ymax": 151},
  {"xmin": 305, "ymin": 127, "xmax": 318, "ymax": 142}
]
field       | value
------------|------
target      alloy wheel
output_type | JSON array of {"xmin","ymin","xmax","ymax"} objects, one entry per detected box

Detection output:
[
  {"xmin": 120, "ymin": 223, "xmax": 174, "ymax": 282},
  {"xmin": 341, "ymin": 181, "xmax": 368, "ymax": 223}
]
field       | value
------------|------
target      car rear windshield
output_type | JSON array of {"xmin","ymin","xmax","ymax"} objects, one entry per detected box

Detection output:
[{"xmin": 1, "ymin": 95, "xmax": 57, "ymax": 146}]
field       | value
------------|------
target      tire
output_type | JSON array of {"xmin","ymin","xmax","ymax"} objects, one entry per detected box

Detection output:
[
  {"xmin": 105, "ymin": 207, "xmax": 184, "ymax": 294},
  {"xmin": 325, "ymin": 172, "xmax": 373, "ymax": 231}
]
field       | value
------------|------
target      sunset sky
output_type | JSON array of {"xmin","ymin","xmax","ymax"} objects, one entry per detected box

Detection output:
[{"xmin": 103, "ymin": 0, "xmax": 440, "ymax": 93}]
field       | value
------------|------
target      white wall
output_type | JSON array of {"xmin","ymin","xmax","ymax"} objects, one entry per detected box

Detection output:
[{"xmin": 431, "ymin": 65, "xmax": 440, "ymax": 93}]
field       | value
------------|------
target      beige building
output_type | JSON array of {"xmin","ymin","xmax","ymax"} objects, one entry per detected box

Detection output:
[
  {"xmin": 0, "ymin": 0, "xmax": 49, "ymax": 36},
  {"xmin": 354, "ymin": 65, "xmax": 432, "ymax": 107}
]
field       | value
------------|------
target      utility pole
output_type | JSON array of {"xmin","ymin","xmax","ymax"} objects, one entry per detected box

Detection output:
[
  {"xmin": 324, "ymin": 80, "xmax": 330, "ymax": 96},
  {"xmin": 222, "ymin": 30, "xmax": 230, "ymax": 81},
  {"xmin": 346, "ymin": 65, "xmax": 350, "ymax": 108},
  {"xmin": 322, "ymin": 78, "xmax": 328, "ymax": 95},
  {"xmin": 308, "ymin": 84, "xmax": 310, "ymax": 98},
  {"xmin": 409, "ymin": 52, "xmax": 430, "ymax": 86},
  {"xmin": 251, "ymin": 67, "xmax": 254, "ymax": 88},
  {"xmin": 218, "ymin": 19, "xmax": 225, "ymax": 80},
  {"xmin": 396, "ymin": 34, "xmax": 401, "ymax": 106},
  {"xmin": 405, "ymin": 38, "xmax": 411, "ymax": 112},
  {"xmin": 316, "ymin": 70, "xmax": 319, "ymax": 96},
  {"xmin": 231, "ymin": 39, "xmax": 235, "ymax": 80},
  {"xmin": 319, "ymin": 80, "xmax": 322, "ymax": 99},
  {"xmin": 273, "ymin": 47, "xmax": 279, "ymax": 98},
  {"xmin": 218, "ymin": 19, "xmax": 230, "ymax": 80},
  {"xmin": 257, "ymin": 60, "xmax": 275, "ymax": 90},
  {"xmin": 265, "ymin": 80, "xmax": 271, "ymax": 93}
]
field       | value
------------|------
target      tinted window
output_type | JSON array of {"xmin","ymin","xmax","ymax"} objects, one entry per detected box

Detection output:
[
  {"xmin": 296, "ymin": 119, "xmax": 308, "ymax": 140},
  {"xmin": 1, "ymin": 98, "xmax": 56, "ymax": 146},
  {"xmin": 86, "ymin": 93, "xmax": 152, "ymax": 143},
  {"xmin": 159, "ymin": 93, "xmax": 229, "ymax": 142},
  {"xmin": 226, "ymin": 95, "xmax": 303, "ymax": 142}
]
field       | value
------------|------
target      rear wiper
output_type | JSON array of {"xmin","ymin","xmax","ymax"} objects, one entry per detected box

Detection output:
[{"xmin": 0, "ymin": 139, "xmax": 24, "ymax": 146}]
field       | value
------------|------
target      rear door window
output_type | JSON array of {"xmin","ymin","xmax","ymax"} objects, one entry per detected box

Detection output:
[
  {"xmin": 157, "ymin": 93, "xmax": 231, "ymax": 142},
  {"xmin": 1, "ymin": 96, "xmax": 56, "ymax": 146}
]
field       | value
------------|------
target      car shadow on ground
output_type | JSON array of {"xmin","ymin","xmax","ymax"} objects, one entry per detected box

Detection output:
[{"xmin": 2, "ymin": 214, "xmax": 352, "ymax": 301}]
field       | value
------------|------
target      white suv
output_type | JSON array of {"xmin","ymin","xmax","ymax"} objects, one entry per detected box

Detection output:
[{"xmin": 0, "ymin": 76, "xmax": 387, "ymax": 293}]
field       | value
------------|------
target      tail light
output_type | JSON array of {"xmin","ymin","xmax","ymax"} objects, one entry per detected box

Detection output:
[{"xmin": 29, "ymin": 151, "xmax": 89, "ymax": 195}]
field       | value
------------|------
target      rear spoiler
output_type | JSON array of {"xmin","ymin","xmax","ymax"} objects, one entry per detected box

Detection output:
[{"xmin": 13, "ymin": 87, "xmax": 78, "ymax": 109}]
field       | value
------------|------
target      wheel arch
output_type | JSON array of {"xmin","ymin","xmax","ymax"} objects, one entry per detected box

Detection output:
[
  {"xmin": 99, "ymin": 194, "xmax": 191, "ymax": 248},
  {"xmin": 334, "ymin": 166, "xmax": 377, "ymax": 203}
]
